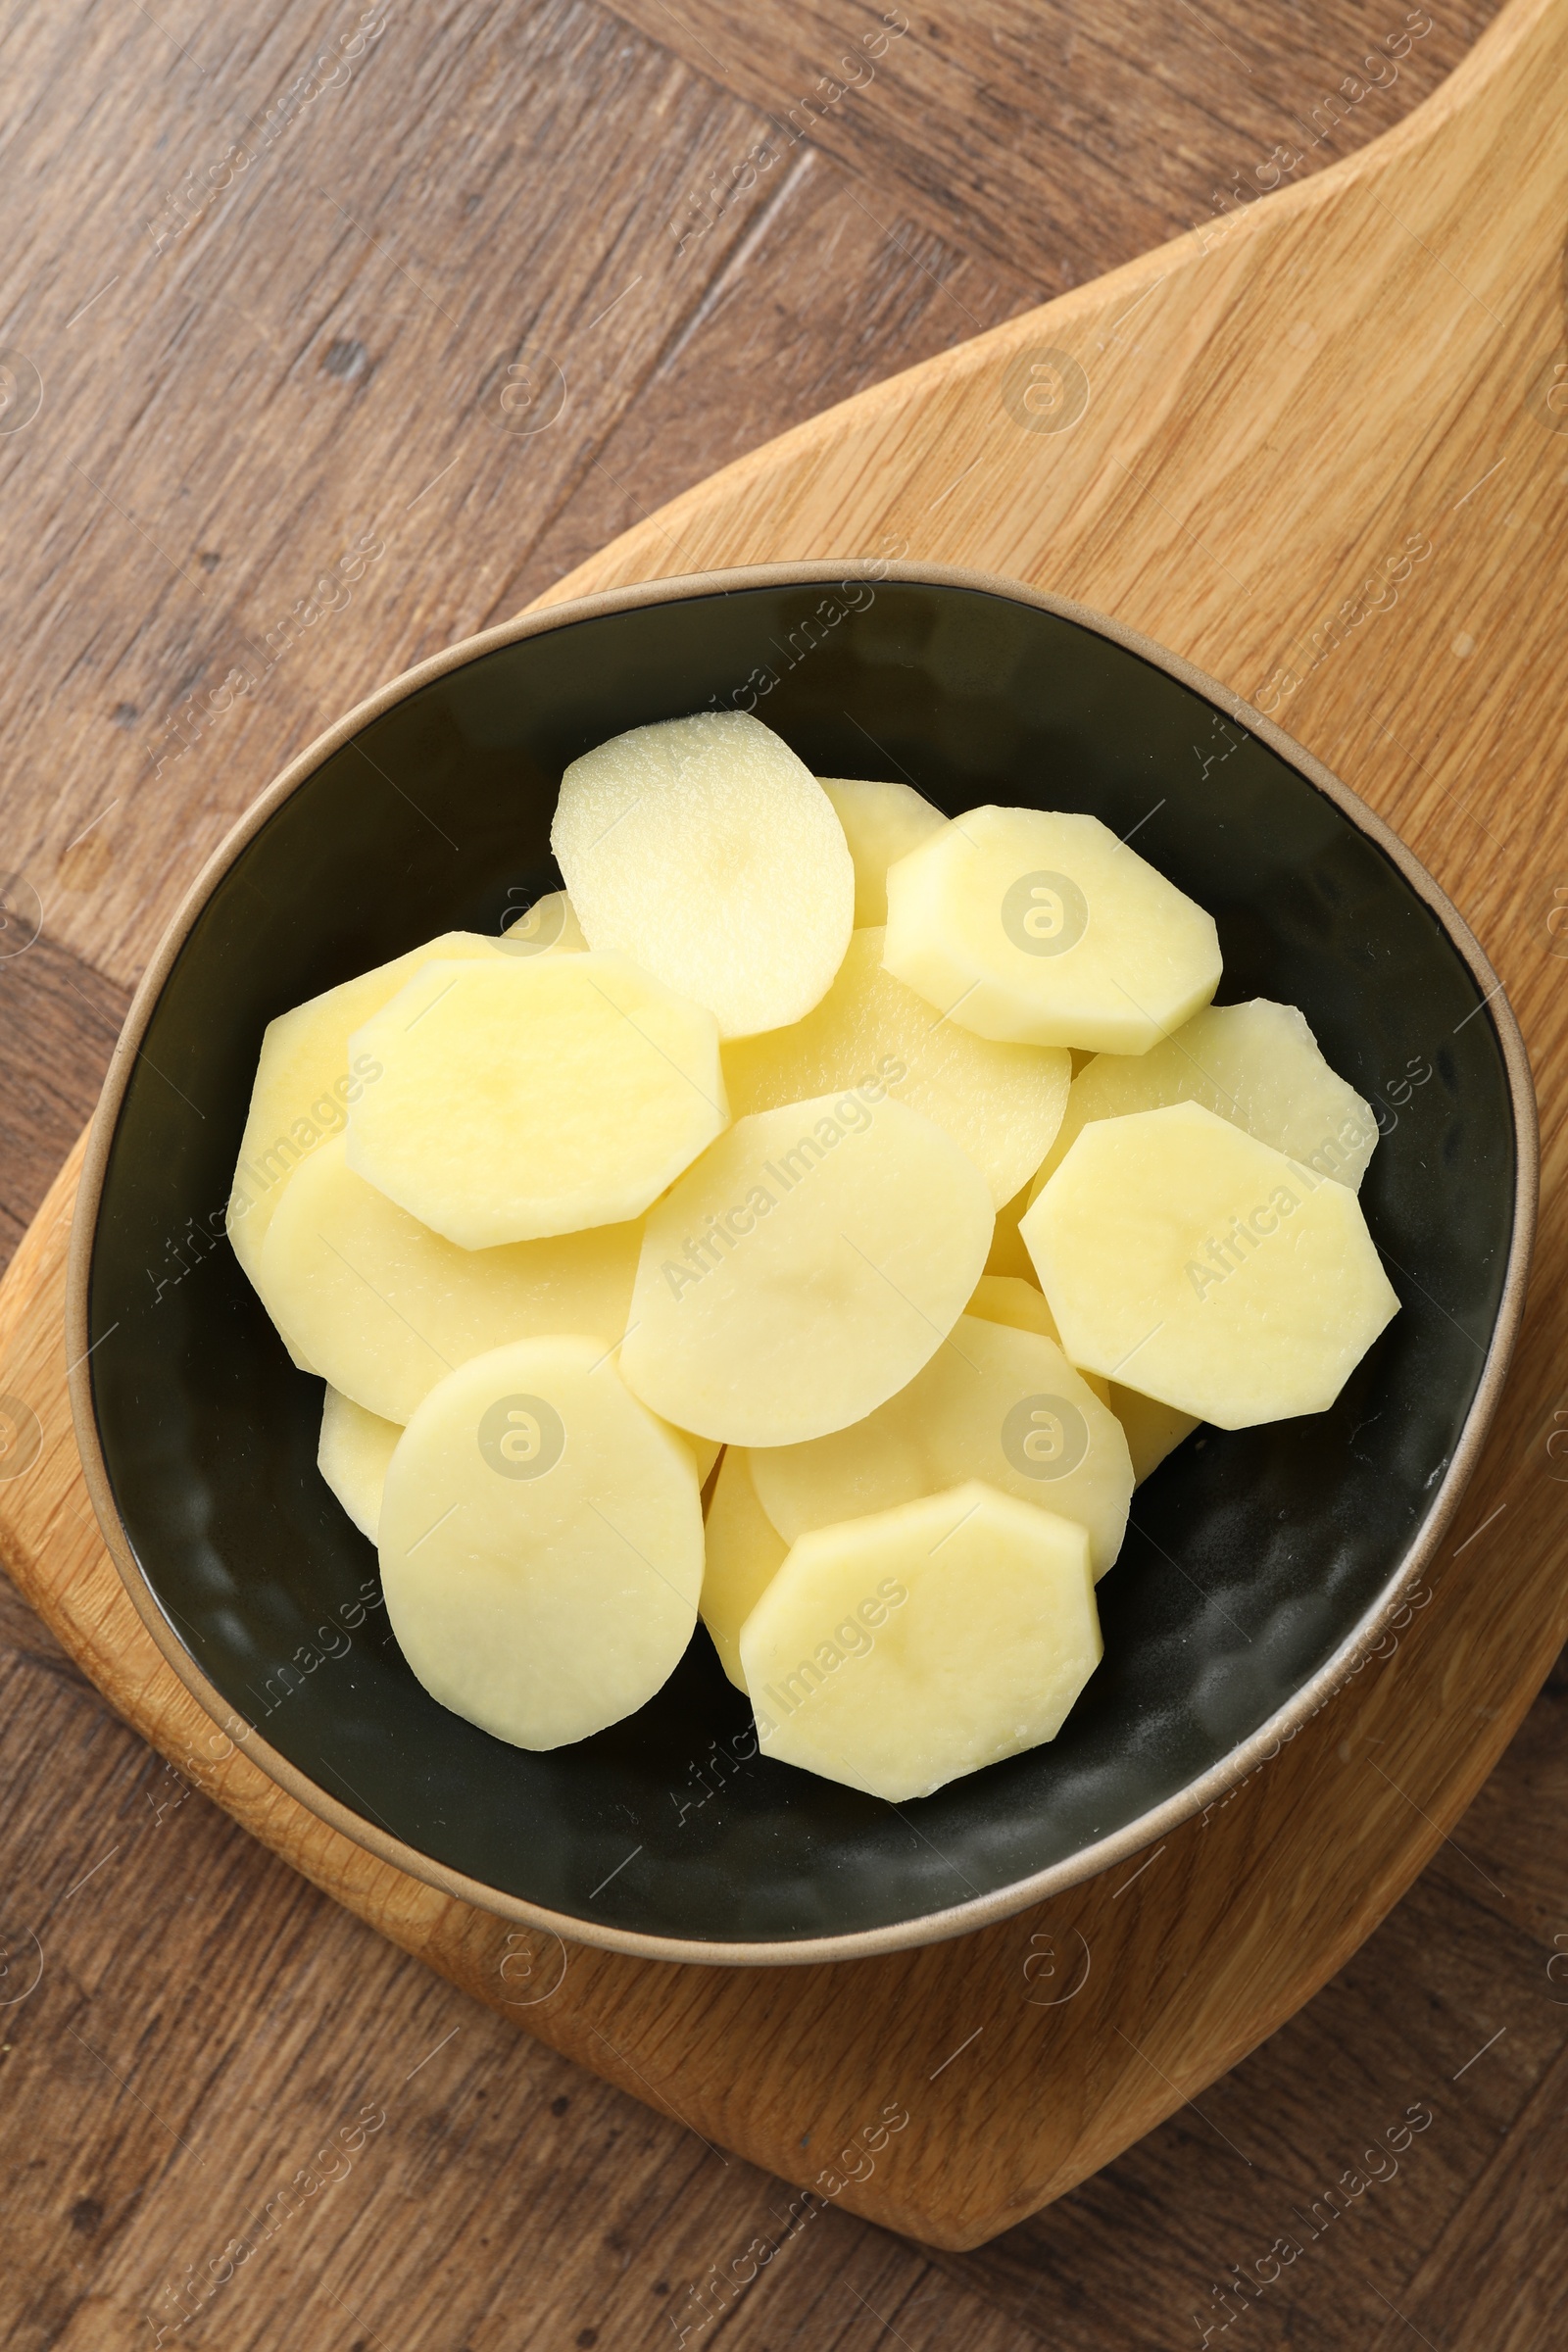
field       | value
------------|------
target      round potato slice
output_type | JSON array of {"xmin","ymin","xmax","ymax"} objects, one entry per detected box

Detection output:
[
  {"xmin": 722, "ymin": 929, "xmax": 1070, "ymax": 1208},
  {"xmin": 551, "ymin": 710, "xmax": 855, "ymax": 1039},
  {"xmin": 226, "ymin": 929, "xmax": 510, "ymax": 1288},
  {"xmin": 620, "ymin": 1092, "xmax": 993, "ymax": 1446},
  {"xmin": 257, "ymin": 1132, "xmax": 642, "ymax": 1424},
  {"xmin": 378, "ymin": 1337, "xmax": 704, "ymax": 1749},
  {"xmin": 1032, "ymin": 999, "xmax": 1379, "ymax": 1197},
  {"xmin": 701, "ymin": 1447, "xmax": 787, "ymax": 1690},
  {"xmin": 346, "ymin": 952, "xmax": 726, "ymax": 1248},
  {"xmin": 741, "ymin": 1481, "xmax": 1102, "ymax": 1802},
  {"xmin": 318, "ymin": 1387, "xmax": 401, "ymax": 1542},
  {"xmin": 1021, "ymin": 1101, "xmax": 1400, "ymax": 1428},
  {"xmin": 883, "ymin": 805, "xmax": 1222, "ymax": 1053},
  {"xmin": 819, "ymin": 777, "xmax": 947, "ymax": 925},
  {"xmin": 749, "ymin": 1313, "xmax": 1131, "ymax": 1578}
]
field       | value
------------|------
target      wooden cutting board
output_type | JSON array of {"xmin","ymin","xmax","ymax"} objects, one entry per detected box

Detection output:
[{"xmin": 2, "ymin": 0, "xmax": 1566, "ymax": 2255}]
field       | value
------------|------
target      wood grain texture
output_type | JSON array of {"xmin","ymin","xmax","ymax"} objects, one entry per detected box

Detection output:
[
  {"xmin": 7, "ymin": 0, "xmax": 1568, "ymax": 2338},
  {"xmin": 940, "ymin": 1718, "xmax": 1568, "ymax": 2347},
  {"xmin": 0, "ymin": 938, "xmax": 127, "ymax": 1269},
  {"xmin": 601, "ymin": 0, "xmax": 1501, "ymax": 292}
]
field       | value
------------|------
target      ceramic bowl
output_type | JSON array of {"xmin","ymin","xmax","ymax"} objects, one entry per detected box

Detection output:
[{"xmin": 70, "ymin": 563, "xmax": 1535, "ymax": 1963}]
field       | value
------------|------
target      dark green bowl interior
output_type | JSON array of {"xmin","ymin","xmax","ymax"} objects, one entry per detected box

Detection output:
[{"xmin": 86, "ymin": 577, "xmax": 1515, "ymax": 1949}]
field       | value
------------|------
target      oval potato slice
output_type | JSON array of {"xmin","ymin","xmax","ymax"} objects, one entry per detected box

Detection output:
[
  {"xmin": 226, "ymin": 929, "xmax": 510, "ymax": 1287},
  {"xmin": 1032, "ymin": 999, "xmax": 1379, "ymax": 1197},
  {"xmin": 318, "ymin": 1386, "xmax": 401, "ymax": 1541},
  {"xmin": 620, "ymin": 1092, "xmax": 993, "ymax": 1446},
  {"xmin": 748, "ymin": 1313, "xmax": 1131, "ymax": 1578},
  {"xmin": 346, "ymin": 952, "xmax": 726, "ymax": 1248},
  {"xmin": 884, "ymin": 805, "xmax": 1221, "ymax": 1052},
  {"xmin": 818, "ymin": 777, "xmax": 947, "ymax": 925},
  {"xmin": 379, "ymin": 1337, "xmax": 704, "ymax": 1749},
  {"xmin": 258, "ymin": 1131, "xmax": 642, "ymax": 1424},
  {"xmin": 1021, "ymin": 1101, "xmax": 1399, "ymax": 1428},
  {"xmin": 722, "ymin": 929, "xmax": 1070, "ymax": 1208},
  {"xmin": 701, "ymin": 1447, "xmax": 787, "ymax": 1690},
  {"xmin": 741, "ymin": 1482, "xmax": 1102, "ymax": 1802},
  {"xmin": 551, "ymin": 710, "xmax": 855, "ymax": 1039}
]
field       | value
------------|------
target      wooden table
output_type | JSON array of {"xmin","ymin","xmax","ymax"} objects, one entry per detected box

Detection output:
[{"xmin": 4, "ymin": 2, "xmax": 1565, "ymax": 2345}]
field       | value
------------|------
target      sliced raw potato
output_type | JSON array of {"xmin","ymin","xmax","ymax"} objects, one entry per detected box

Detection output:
[
  {"xmin": 346, "ymin": 952, "xmax": 726, "ymax": 1248},
  {"xmin": 985, "ymin": 1179, "xmax": 1038, "ymax": 1280},
  {"xmin": 682, "ymin": 1432, "xmax": 722, "ymax": 1486},
  {"xmin": 966, "ymin": 1272, "xmax": 1057, "ymax": 1340},
  {"xmin": 701, "ymin": 1447, "xmax": 788, "ymax": 1690},
  {"xmin": 884, "ymin": 805, "xmax": 1221, "ymax": 1052},
  {"xmin": 964, "ymin": 1273, "xmax": 1112, "ymax": 1407},
  {"xmin": 226, "ymin": 929, "xmax": 508, "ymax": 1284},
  {"xmin": 819, "ymin": 777, "xmax": 947, "ymax": 925},
  {"xmin": 1032, "ymin": 999, "xmax": 1379, "ymax": 1197},
  {"xmin": 256, "ymin": 1132, "xmax": 642, "ymax": 1423},
  {"xmin": 1021, "ymin": 1102, "xmax": 1399, "ymax": 1429},
  {"xmin": 318, "ymin": 1387, "xmax": 401, "ymax": 1542},
  {"xmin": 378, "ymin": 1337, "xmax": 704, "ymax": 1748},
  {"xmin": 722, "ymin": 929, "xmax": 1069, "ymax": 1208},
  {"xmin": 741, "ymin": 1481, "xmax": 1102, "ymax": 1802},
  {"xmin": 749, "ymin": 1314, "xmax": 1132, "ymax": 1578},
  {"xmin": 501, "ymin": 889, "xmax": 587, "ymax": 956},
  {"xmin": 619, "ymin": 1094, "xmax": 993, "ymax": 1446},
  {"xmin": 1110, "ymin": 1385, "xmax": 1200, "ymax": 1484},
  {"xmin": 551, "ymin": 711, "xmax": 855, "ymax": 1039}
]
